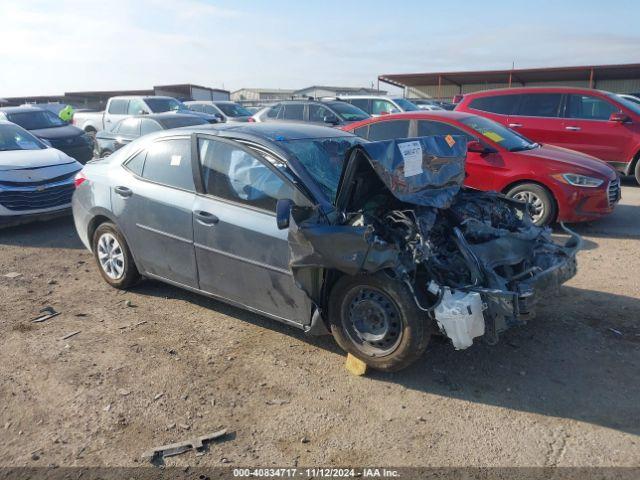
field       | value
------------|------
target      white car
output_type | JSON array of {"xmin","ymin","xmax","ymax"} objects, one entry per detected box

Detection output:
[
  {"xmin": 336, "ymin": 95, "xmax": 421, "ymax": 116},
  {"xmin": 0, "ymin": 121, "xmax": 82, "ymax": 227}
]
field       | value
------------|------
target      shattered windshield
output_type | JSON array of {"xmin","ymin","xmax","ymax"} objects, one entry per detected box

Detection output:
[{"xmin": 279, "ymin": 136, "xmax": 364, "ymax": 201}]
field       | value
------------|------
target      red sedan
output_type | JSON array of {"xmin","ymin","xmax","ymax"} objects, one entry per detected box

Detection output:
[{"xmin": 341, "ymin": 111, "xmax": 620, "ymax": 225}]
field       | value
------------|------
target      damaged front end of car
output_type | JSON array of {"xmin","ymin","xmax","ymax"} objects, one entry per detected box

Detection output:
[{"xmin": 285, "ymin": 136, "xmax": 580, "ymax": 351}]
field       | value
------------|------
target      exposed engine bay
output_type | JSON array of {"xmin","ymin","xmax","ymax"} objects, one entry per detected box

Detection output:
[{"xmin": 288, "ymin": 136, "xmax": 580, "ymax": 349}]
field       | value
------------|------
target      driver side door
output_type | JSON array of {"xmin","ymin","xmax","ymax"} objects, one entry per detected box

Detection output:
[{"xmin": 191, "ymin": 136, "xmax": 314, "ymax": 326}]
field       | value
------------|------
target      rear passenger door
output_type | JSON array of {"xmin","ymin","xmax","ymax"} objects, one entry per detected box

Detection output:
[
  {"xmin": 508, "ymin": 93, "xmax": 565, "ymax": 146},
  {"xmin": 191, "ymin": 136, "xmax": 313, "ymax": 325},
  {"xmin": 112, "ymin": 136, "xmax": 198, "ymax": 287}
]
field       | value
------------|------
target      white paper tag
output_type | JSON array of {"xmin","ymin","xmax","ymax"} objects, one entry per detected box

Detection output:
[
  {"xmin": 170, "ymin": 155, "xmax": 182, "ymax": 166},
  {"xmin": 398, "ymin": 141, "xmax": 423, "ymax": 177}
]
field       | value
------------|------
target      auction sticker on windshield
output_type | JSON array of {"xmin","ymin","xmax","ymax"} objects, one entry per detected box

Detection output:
[
  {"xmin": 482, "ymin": 131, "xmax": 504, "ymax": 143},
  {"xmin": 398, "ymin": 141, "xmax": 423, "ymax": 177}
]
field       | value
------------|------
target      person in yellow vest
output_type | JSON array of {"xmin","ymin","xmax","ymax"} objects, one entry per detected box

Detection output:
[{"xmin": 58, "ymin": 104, "xmax": 74, "ymax": 122}]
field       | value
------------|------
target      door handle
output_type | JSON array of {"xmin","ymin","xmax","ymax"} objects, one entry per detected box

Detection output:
[
  {"xmin": 114, "ymin": 186, "xmax": 133, "ymax": 198},
  {"xmin": 195, "ymin": 210, "xmax": 219, "ymax": 225},
  {"xmin": 508, "ymin": 123, "xmax": 523, "ymax": 128},
  {"xmin": 565, "ymin": 126, "xmax": 581, "ymax": 131}
]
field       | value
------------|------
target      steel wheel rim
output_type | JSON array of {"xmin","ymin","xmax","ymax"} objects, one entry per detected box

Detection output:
[
  {"xmin": 97, "ymin": 233, "xmax": 125, "ymax": 280},
  {"xmin": 513, "ymin": 191, "xmax": 545, "ymax": 223},
  {"xmin": 342, "ymin": 287, "xmax": 403, "ymax": 357}
]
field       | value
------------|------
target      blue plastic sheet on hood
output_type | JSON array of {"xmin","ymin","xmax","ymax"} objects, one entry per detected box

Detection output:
[{"xmin": 354, "ymin": 136, "xmax": 467, "ymax": 209}]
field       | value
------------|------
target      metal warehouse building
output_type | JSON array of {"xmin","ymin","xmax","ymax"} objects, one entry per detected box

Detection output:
[{"xmin": 379, "ymin": 63, "xmax": 640, "ymax": 101}]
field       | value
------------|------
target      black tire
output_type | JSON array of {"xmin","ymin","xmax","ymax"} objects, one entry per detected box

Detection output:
[
  {"xmin": 506, "ymin": 183, "xmax": 557, "ymax": 226},
  {"xmin": 635, "ymin": 159, "xmax": 640, "ymax": 186},
  {"xmin": 92, "ymin": 222, "xmax": 140, "ymax": 289},
  {"xmin": 328, "ymin": 272, "xmax": 431, "ymax": 372},
  {"xmin": 100, "ymin": 150, "xmax": 112, "ymax": 158}
]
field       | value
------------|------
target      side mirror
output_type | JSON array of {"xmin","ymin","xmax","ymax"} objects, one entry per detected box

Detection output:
[
  {"xmin": 323, "ymin": 115, "xmax": 339, "ymax": 125},
  {"xmin": 379, "ymin": 110, "xmax": 390, "ymax": 116},
  {"xmin": 276, "ymin": 198, "xmax": 293, "ymax": 230},
  {"xmin": 467, "ymin": 140, "xmax": 496, "ymax": 154},
  {"xmin": 138, "ymin": 110, "xmax": 148, "ymax": 115},
  {"xmin": 609, "ymin": 112, "xmax": 630, "ymax": 123}
]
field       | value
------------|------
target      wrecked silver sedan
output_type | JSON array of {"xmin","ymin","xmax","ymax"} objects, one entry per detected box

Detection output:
[{"xmin": 73, "ymin": 123, "xmax": 579, "ymax": 371}]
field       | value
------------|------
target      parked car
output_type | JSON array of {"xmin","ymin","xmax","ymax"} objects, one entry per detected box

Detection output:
[
  {"xmin": 73, "ymin": 123, "xmax": 579, "ymax": 371},
  {"xmin": 337, "ymin": 95, "xmax": 421, "ymax": 116},
  {"xmin": 0, "ymin": 106, "xmax": 94, "ymax": 164},
  {"xmin": 455, "ymin": 87, "xmax": 640, "ymax": 184},
  {"xmin": 252, "ymin": 100, "xmax": 369, "ymax": 125},
  {"xmin": 94, "ymin": 113, "xmax": 209, "ymax": 157},
  {"xmin": 185, "ymin": 101, "xmax": 254, "ymax": 122},
  {"xmin": 618, "ymin": 94, "xmax": 640, "ymax": 105},
  {"xmin": 73, "ymin": 96, "xmax": 218, "ymax": 136},
  {"xmin": 409, "ymin": 99, "xmax": 445, "ymax": 111},
  {"xmin": 0, "ymin": 121, "xmax": 82, "ymax": 227},
  {"xmin": 341, "ymin": 111, "xmax": 620, "ymax": 226}
]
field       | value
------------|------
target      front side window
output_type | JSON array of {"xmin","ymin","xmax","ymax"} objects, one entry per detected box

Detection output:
[
  {"xmin": 141, "ymin": 138, "xmax": 194, "ymax": 191},
  {"xmin": 460, "ymin": 115, "xmax": 537, "ymax": 152},
  {"xmin": 309, "ymin": 104, "xmax": 335, "ymax": 123},
  {"xmin": 566, "ymin": 94, "xmax": 618, "ymax": 120},
  {"xmin": 392, "ymin": 98, "xmax": 420, "ymax": 112},
  {"xmin": 6, "ymin": 110, "xmax": 67, "ymax": 129},
  {"xmin": 144, "ymin": 97, "xmax": 183, "ymax": 113},
  {"xmin": 469, "ymin": 95, "xmax": 518, "ymax": 115},
  {"xmin": 128, "ymin": 99, "xmax": 147, "ymax": 115},
  {"xmin": 368, "ymin": 120, "xmax": 410, "ymax": 141},
  {"xmin": 216, "ymin": 103, "xmax": 253, "ymax": 117},
  {"xmin": 198, "ymin": 138, "xmax": 301, "ymax": 212},
  {"xmin": 371, "ymin": 99, "xmax": 399, "ymax": 115},
  {"xmin": 108, "ymin": 99, "xmax": 128, "ymax": 114},
  {"xmin": 266, "ymin": 105, "xmax": 281, "ymax": 119},
  {"xmin": 117, "ymin": 118, "xmax": 141, "ymax": 136},
  {"xmin": 516, "ymin": 94, "xmax": 562, "ymax": 117},
  {"xmin": 327, "ymin": 102, "xmax": 369, "ymax": 121},
  {"xmin": 282, "ymin": 104, "xmax": 305, "ymax": 120},
  {"xmin": 417, "ymin": 120, "xmax": 473, "ymax": 140}
]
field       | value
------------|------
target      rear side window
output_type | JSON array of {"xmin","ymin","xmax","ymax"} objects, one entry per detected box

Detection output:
[
  {"xmin": 368, "ymin": 120, "xmax": 410, "ymax": 141},
  {"xmin": 418, "ymin": 120, "xmax": 472, "ymax": 139},
  {"xmin": 198, "ymin": 138, "xmax": 301, "ymax": 212},
  {"xmin": 469, "ymin": 95, "xmax": 518, "ymax": 115},
  {"xmin": 282, "ymin": 104, "xmax": 304, "ymax": 120},
  {"xmin": 141, "ymin": 139, "xmax": 194, "ymax": 191},
  {"xmin": 108, "ymin": 99, "xmax": 128, "ymax": 114},
  {"xmin": 124, "ymin": 150, "xmax": 146, "ymax": 176},
  {"xmin": 566, "ymin": 94, "xmax": 618, "ymax": 120},
  {"xmin": 516, "ymin": 94, "xmax": 562, "ymax": 117},
  {"xmin": 371, "ymin": 99, "xmax": 399, "ymax": 115},
  {"xmin": 309, "ymin": 104, "xmax": 336, "ymax": 123},
  {"xmin": 188, "ymin": 104, "xmax": 202, "ymax": 112},
  {"xmin": 353, "ymin": 125, "xmax": 369, "ymax": 138}
]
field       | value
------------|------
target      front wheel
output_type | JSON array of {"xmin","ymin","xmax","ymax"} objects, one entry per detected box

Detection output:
[
  {"xmin": 328, "ymin": 272, "xmax": 431, "ymax": 372},
  {"xmin": 634, "ymin": 159, "xmax": 640, "ymax": 186},
  {"xmin": 92, "ymin": 222, "xmax": 140, "ymax": 289},
  {"xmin": 506, "ymin": 183, "xmax": 556, "ymax": 226}
]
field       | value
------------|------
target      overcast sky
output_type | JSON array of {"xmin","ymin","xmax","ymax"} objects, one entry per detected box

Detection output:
[{"xmin": 1, "ymin": 0, "xmax": 639, "ymax": 97}]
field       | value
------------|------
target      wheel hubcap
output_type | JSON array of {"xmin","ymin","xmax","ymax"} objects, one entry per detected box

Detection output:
[
  {"xmin": 97, "ymin": 233, "xmax": 125, "ymax": 280},
  {"xmin": 512, "ymin": 191, "xmax": 545, "ymax": 223},
  {"xmin": 343, "ymin": 287, "xmax": 402, "ymax": 357}
]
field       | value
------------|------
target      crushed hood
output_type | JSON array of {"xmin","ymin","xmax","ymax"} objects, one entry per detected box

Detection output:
[{"xmin": 335, "ymin": 136, "xmax": 468, "ymax": 211}]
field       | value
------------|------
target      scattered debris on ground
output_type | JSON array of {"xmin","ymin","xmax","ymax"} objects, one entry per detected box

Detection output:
[
  {"xmin": 32, "ymin": 306, "xmax": 60, "ymax": 323},
  {"xmin": 141, "ymin": 429, "xmax": 228, "ymax": 463}
]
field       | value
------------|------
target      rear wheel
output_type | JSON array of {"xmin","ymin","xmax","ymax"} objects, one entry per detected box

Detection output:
[
  {"xmin": 328, "ymin": 272, "xmax": 430, "ymax": 372},
  {"xmin": 92, "ymin": 222, "xmax": 139, "ymax": 289},
  {"xmin": 506, "ymin": 183, "xmax": 556, "ymax": 226}
]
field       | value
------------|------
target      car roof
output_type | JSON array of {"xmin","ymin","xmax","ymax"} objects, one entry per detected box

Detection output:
[
  {"xmin": 156, "ymin": 122, "xmax": 356, "ymax": 142},
  {"xmin": 110, "ymin": 95, "xmax": 175, "ymax": 100},
  {"xmin": 461, "ymin": 86, "xmax": 613, "ymax": 98},
  {"xmin": 337, "ymin": 95, "xmax": 394, "ymax": 100},
  {"xmin": 346, "ymin": 110, "xmax": 473, "ymax": 124},
  {"xmin": 0, "ymin": 105, "xmax": 47, "ymax": 113}
]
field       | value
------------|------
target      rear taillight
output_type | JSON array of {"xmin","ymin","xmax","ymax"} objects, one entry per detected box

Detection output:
[{"xmin": 74, "ymin": 171, "xmax": 88, "ymax": 188}]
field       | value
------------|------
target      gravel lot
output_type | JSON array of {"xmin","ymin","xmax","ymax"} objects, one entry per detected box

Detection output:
[{"xmin": 1, "ymin": 180, "xmax": 639, "ymax": 469}]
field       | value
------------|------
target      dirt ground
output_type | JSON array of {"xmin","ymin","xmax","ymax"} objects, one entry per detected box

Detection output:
[{"xmin": 1, "ymin": 180, "xmax": 639, "ymax": 469}]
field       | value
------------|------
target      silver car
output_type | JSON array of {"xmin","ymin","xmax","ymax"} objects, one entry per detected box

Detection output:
[{"xmin": 72, "ymin": 123, "xmax": 579, "ymax": 371}]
